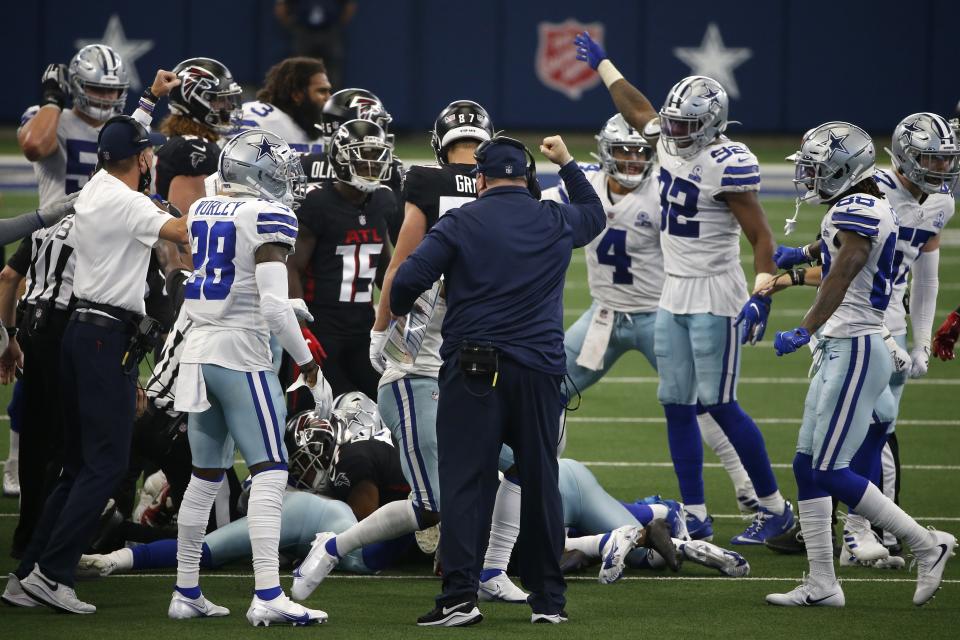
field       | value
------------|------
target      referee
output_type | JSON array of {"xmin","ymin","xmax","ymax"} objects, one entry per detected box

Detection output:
[
  {"xmin": 16, "ymin": 115, "xmax": 188, "ymax": 614},
  {"xmin": 392, "ymin": 135, "xmax": 604, "ymax": 626}
]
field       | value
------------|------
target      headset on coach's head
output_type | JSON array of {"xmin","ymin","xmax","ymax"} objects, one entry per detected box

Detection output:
[{"xmin": 473, "ymin": 135, "xmax": 541, "ymax": 199}]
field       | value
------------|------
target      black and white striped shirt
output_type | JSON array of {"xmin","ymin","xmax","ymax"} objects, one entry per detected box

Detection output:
[
  {"xmin": 22, "ymin": 214, "xmax": 77, "ymax": 310},
  {"xmin": 145, "ymin": 307, "xmax": 191, "ymax": 413}
]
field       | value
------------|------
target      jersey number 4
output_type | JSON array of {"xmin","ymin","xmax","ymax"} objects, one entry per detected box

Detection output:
[
  {"xmin": 185, "ymin": 220, "xmax": 237, "ymax": 300},
  {"xmin": 595, "ymin": 228, "xmax": 632, "ymax": 284},
  {"xmin": 336, "ymin": 243, "xmax": 383, "ymax": 303},
  {"xmin": 658, "ymin": 168, "xmax": 701, "ymax": 238}
]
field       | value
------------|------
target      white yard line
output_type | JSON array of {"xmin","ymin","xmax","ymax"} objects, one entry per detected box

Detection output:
[
  {"xmin": 566, "ymin": 416, "xmax": 959, "ymax": 426},
  {"xmin": 580, "ymin": 461, "xmax": 960, "ymax": 471},
  {"xmin": 596, "ymin": 376, "xmax": 960, "ymax": 386}
]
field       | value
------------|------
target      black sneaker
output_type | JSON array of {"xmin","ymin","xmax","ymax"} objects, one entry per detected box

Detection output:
[
  {"xmin": 643, "ymin": 519, "xmax": 681, "ymax": 571},
  {"xmin": 560, "ymin": 549, "xmax": 592, "ymax": 573},
  {"xmin": 417, "ymin": 599, "xmax": 482, "ymax": 627},
  {"xmin": 532, "ymin": 610, "xmax": 568, "ymax": 624},
  {"xmin": 764, "ymin": 521, "xmax": 840, "ymax": 556}
]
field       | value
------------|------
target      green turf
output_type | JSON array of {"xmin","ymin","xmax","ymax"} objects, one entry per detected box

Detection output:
[{"xmin": 0, "ymin": 193, "xmax": 957, "ymax": 637}]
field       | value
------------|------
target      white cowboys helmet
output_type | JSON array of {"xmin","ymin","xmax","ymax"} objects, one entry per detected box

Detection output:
[
  {"xmin": 659, "ymin": 76, "xmax": 729, "ymax": 158},
  {"xmin": 69, "ymin": 44, "xmax": 129, "ymax": 121},
  {"xmin": 218, "ymin": 129, "xmax": 307, "ymax": 209},
  {"xmin": 789, "ymin": 121, "xmax": 875, "ymax": 203},
  {"xmin": 332, "ymin": 390, "xmax": 378, "ymax": 416},
  {"xmin": 593, "ymin": 113, "xmax": 655, "ymax": 189},
  {"xmin": 886, "ymin": 112, "xmax": 960, "ymax": 195}
]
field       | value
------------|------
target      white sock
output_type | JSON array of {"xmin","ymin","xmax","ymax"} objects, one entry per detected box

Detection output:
[
  {"xmin": 845, "ymin": 512, "xmax": 869, "ymax": 531},
  {"xmin": 564, "ymin": 534, "xmax": 604, "ymax": 559},
  {"xmin": 176, "ymin": 474, "xmax": 223, "ymax": 590},
  {"xmin": 8, "ymin": 430, "xmax": 18, "ymax": 463},
  {"xmin": 648, "ymin": 504, "xmax": 670, "ymax": 521},
  {"xmin": 757, "ymin": 491, "xmax": 786, "ymax": 515},
  {"xmin": 798, "ymin": 497, "xmax": 835, "ymax": 582},
  {"xmin": 108, "ymin": 547, "xmax": 134, "ymax": 571},
  {"xmin": 334, "ymin": 499, "xmax": 420, "ymax": 557},
  {"xmin": 247, "ymin": 469, "xmax": 287, "ymax": 591},
  {"xmin": 854, "ymin": 483, "xmax": 932, "ymax": 553},
  {"xmin": 698, "ymin": 412, "xmax": 751, "ymax": 491},
  {"xmin": 482, "ymin": 476, "xmax": 521, "ymax": 572},
  {"xmin": 686, "ymin": 503, "xmax": 708, "ymax": 521},
  {"xmin": 880, "ymin": 442, "xmax": 898, "ymax": 546}
]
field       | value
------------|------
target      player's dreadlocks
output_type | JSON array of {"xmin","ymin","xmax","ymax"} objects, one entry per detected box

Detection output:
[
  {"xmin": 256, "ymin": 57, "xmax": 327, "ymax": 115},
  {"xmin": 833, "ymin": 175, "xmax": 885, "ymax": 203},
  {"xmin": 159, "ymin": 114, "xmax": 219, "ymax": 142}
]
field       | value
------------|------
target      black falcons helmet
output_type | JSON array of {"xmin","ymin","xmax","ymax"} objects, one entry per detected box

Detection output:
[
  {"xmin": 285, "ymin": 410, "xmax": 344, "ymax": 494},
  {"xmin": 328, "ymin": 119, "xmax": 393, "ymax": 193},
  {"xmin": 319, "ymin": 88, "xmax": 392, "ymax": 139},
  {"xmin": 431, "ymin": 100, "xmax": 493, "ymax": 165},
  {"xmin": 168, "ymin": 57, "xmax": 242, "ymax": 135}
]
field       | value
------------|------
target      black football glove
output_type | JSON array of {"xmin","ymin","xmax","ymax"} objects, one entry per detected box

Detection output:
[{"xmin": 40, "ymin": 63, "xmax": 70, "ymax": 110}]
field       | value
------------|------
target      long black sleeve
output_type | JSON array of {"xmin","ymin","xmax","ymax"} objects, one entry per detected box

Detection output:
[{"xmin": 555, "ymin": 160, "xmax": 605, "ymax": 247}]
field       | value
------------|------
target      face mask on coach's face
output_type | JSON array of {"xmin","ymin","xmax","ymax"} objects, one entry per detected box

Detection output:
[{"xmin": 137, "ymin": 152, "xmax": 152, "ymax": 193}]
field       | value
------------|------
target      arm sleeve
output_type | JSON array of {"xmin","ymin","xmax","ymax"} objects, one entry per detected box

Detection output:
[
  {"xmin": 909, "ymin": 248, "xmax": 939, "ymax": 349},
  {"xmin": 255, "ymin": 261, "xmax": 313, "ymax": 365},
  {"xmin": 125, "ymin": 195, "xmax": 174, "ymax": 247},
  {"xmin": 556, "ymin": 160, "xmax": 605, "ymax": 247},
  {"xmin": 0, "ymin": 210, "xmax": 45, "ymax": 246},
  {"xmin": 7, "ymin": 238, "xmax": 33, "ymax": 276},
  {"xmin": 390, "ymin": 214, "xmax": 457, "ymax": 315}
]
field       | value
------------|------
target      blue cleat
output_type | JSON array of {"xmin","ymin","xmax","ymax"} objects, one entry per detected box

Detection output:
[
  {"xmin": 731, "ymin": 500, "xmax": 795, "ymax": 545},
  {"xmin": 685, "ymin": 512, "xmax": 714, "ymax": 541}
]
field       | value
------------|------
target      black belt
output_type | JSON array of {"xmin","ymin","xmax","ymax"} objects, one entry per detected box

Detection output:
[
  {"xmin": 72, "ymin": 310, "xmax": 135, "ymax": 332},
  {"xmin": 74, "ymin": 299, "xmax": 141, "ymax": 324}
]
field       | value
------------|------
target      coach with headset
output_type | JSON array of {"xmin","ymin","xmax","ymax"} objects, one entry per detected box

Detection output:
[
  {"xmin": 391, "ymin": 135, "xmax": 604, "ymax": 626},
  {"xmin": 15, "ymin": 111, "xmax": 189, "ymax": 614}
]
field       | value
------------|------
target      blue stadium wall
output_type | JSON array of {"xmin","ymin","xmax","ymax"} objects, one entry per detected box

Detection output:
[{"xmin": 3, "ymin": 0, "xmax": 957, "ymax": 132}]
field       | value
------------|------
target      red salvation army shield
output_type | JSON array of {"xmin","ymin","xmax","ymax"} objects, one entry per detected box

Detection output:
[{"xmin": 535, "ymin": 20, "xmax": 604, "ymax": 100}]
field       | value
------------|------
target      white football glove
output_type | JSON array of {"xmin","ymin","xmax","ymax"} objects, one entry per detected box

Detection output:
[
  {"xmin": 884, "ymin": 334, "xmax": 912, "ymax": 373},
  {"xmin": 369, "ymin": 329, "xmax": 388, "ymax": 374},
  {"xmin": 289, "ymin": 298, "xmax": 314, "ymax": 323},
  {"xmin": 908, "ymin": 345, "xmax": 930, "ymax": 379}
]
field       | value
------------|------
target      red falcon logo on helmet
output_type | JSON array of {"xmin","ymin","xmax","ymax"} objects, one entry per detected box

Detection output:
[{"xmin": 178, "ymin": 66, "xmax": 218, "ymax": 101}]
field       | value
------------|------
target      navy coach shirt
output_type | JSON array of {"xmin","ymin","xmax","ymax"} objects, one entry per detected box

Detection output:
[{"xmin": 391, "ymin": 160, "xmax": 604, "ymax": 374}]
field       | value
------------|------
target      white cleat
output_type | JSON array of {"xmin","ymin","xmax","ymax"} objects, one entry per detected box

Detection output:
[
  {"xmin": 2, "ymin": 460, "xmax": 19, "ymax": 497},
  {"xmin": 19, "ymin": 566, "xmax": 96, "ymax": 614},
  {"xmin": 415, "ymin": 524, "xmax": 440, "ymax": 555},
  {"xmin": 679, "ymin": 539, "xmax": 750, "ymax": 577},
  {"xmin": 870, "ymin": 554, "xmax": 906, "ymax": 570},
  {"xmin": 291, "ymin": 532, "xmax": 339, "ymax": 601},
  {"xmin": 478, "ymin": 571, "xmax": 529, "ymax": 603},
  {"xmin": 2, "ymin": 573, "xmax": 39, "ymax": 608},
  {"xmin": 913, "ymin": 529, "xmax": 957, "ymax": 606},
  {"xmin": 168, "ymin": 591, "xmax": 230, "ymax": 619},
  {"xmin": 765, "ymin": 575, "xmax": 845, "ymax": 607},
  {"xmin": 598, "ymin": 526, "xmax": 642, "ymax": 585},
  {"xmin": 842, "ymin": 514, "xmax": 889, "ymax": 563},
  {"xmin": 246, "ymin": 593, "xmax": 327, "ymax": 627}
]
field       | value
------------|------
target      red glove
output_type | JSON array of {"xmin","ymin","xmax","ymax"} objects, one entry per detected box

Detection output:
[
  {"xmin": 301, "ymin": 327, "xmax": 327, "ymax": 365},
  {"xmin": 933, "ymin": 310, "xmax": 960, "ymax": 361}
]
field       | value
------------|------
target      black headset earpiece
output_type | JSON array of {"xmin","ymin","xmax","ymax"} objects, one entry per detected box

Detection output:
[{"xmin": 474, "ymin": 135, "xmax": 541, "ymax": 199}]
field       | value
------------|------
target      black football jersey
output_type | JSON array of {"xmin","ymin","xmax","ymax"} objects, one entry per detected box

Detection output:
[
  {"xmin": 300, "ymin": 153, "xmax": 406, "ymax": 244},
  {"xmin": 401, "ymin": 163, "xmax": 478, "ymax": 231},
  {"xmin": 155, "ymin": 134, "xmax": 220, "ymax": 200},
  {"xmin": 328, "ymin": 438, "xmax": 410, "ymax": 505},
  {"xmin": 297, "ymin": 179, "xmax": 394, "ymax": 337}
]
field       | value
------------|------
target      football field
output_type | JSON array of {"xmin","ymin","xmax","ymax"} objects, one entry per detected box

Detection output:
[{"xmin": 0, "ymin": 190, "xmax": 957, "ymax": 639}]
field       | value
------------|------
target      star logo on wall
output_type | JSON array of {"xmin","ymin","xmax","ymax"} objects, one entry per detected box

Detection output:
[
  {"xmin": 75, "ymin": 14, "xmax": 154, "ymax": 90},
  {"xmin": 673, "ymin": 23, "xmax": 752, "ymax": 99}
]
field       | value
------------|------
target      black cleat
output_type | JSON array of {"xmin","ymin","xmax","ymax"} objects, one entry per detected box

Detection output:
[
  {"xmin": 560, "ymin": 549, "xmax": 593, "ymax": 574},
  {"xmin": 643, "ymin": 519, "xmax": 681, "ymax": 571},
  {"xmin": 417, "ymin": 599, "xmax": 482, "ymax": 627},
  {"xmin": 765, "ymin": 522, "xmax": 805, "ymax": 554}
]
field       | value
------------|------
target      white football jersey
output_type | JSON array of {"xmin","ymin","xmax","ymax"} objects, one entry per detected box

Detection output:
[
  {"xmin": 655, "ymin": 138, "xmax": 759, "ymax": 316},
  {"xmin": 874, "ymin": 169, "xmax": 955, "ymax": 335},
  {"xmin": 818, "ymin": 193, "xmax": 900, "ymax": 338},
  {"xmin": 543, "ymin": 164, "xmax": 663, "ymax": 313},
  {"xmin": 180, "ymin": 195, "xmax": 298, "ymax": 371},
  {"xmin": 236, "ymin": 101, "xmax": 323, "ymax": 154},
  {"xmin": 19, "ymin": 106, "xmax": 101, "ymax": 207}
]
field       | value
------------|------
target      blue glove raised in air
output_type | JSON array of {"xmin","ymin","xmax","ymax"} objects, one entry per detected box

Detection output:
[
  {"xmin": 774, "ymin": 327, "xmax": 811, "ymax": 356},
  {"xmin": 734, "ymin": 294, "xmax": 772, "ymax": 345},
  {"xmin": 574, "ymin": 31, "xmax": 607, "ymax": 70},
  {"xmin": 773, "ymin": 244, "xmax": 811, "ymax": 269}
]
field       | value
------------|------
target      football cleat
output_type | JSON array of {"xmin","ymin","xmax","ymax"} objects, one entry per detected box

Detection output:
[
  {"xmin": 871, "ymin": 555, "xmax": 906, "ymax": 570},
  {"xmin": 731, "ymin": 501, "xmax": 795, "ymax": 545},
  {"xmin": 415, "ymin": 523, "xmax": 440, "ymax": 555},
  {"xmin": 764, "ymin": 521, "xmax": 805, "ymax": 554},
  {"xmin": 2, "ymin": 459, "xmax": 19, "ymax": 497},
  {"xmin": 643, "ymin": 519, "xmax": 681, "ymax": 571},
  {"xmin": 19, "ymin": 566, "xmax": 96, "ymax": 614},
  {"xmin": 2, "ymin": 573, "xmax": 39, "ymax": 608},
  {"xmin": 560, "ymin": 549, "xmax": 593, "ymax": 573},
  {"xmin": 599, "ymin": 526, "xmax": 643, "ymax": 584},
  {"xmin": 766, "ymin": 575, "xmax": 845, "ymax": 607},
  {"xmin": 679, "ymin": 539, "xmax": 750, "ymax": 577},
  {"xmin": 841, "ymin": 514, "xmax": 889, "ymax": 563},
  {"xmin": 168, "ymin": 590, "xmax": 230, "ymax": 619},
  {"xmin": 478, "ymin": 571, "xmax": 528, "ymax": 603},
  {"xmin": 685, "ymin": 512, "xmax": 714, "ymax": 541},
  {"xmin": 291, "ymin": 531, "xmax": 339, "ymax": 601},
  {"xmin": 531, "ymin": 610, "xmax": 568, "ymax": 624},
  {"xmin": 246, "ymin": 592, "xmax": 327, "ymax": 627},
  {"xmin": 417, "ymin": 599, "xmax": 482, "ymax": 627},
  {"xmin": 913, "ymin": 529, "xmax": 957, "ymax": 606}
]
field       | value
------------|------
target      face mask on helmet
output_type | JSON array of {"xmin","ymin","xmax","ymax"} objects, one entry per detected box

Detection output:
[
  {"xmin": 905, "ymin": 148, "xmax": 960, "ymax": 194},
  {"xmin": 75, "ymin": 82, "xmax": 126, "ymax": 121},
  {"xmin": 659, "ymin": 113, "xmax": 714, "ymax": 157},
  {"xmin": 287, "ymin": 417, "xmax": 339, "ymax": 494},
  {"xmin": 335, "ymin": 139, "xmax": 393, "ymax": 192},
  {"xmin": 603, "ymin": 142, "xmax": 653, "ymax": 189},
  {"xmin": 219, "ymin": 131, "xmax": 307, "ymax": 209}
]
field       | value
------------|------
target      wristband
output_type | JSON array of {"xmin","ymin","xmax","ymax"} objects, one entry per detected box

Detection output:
[
  {"xmin": 5, "ymin": 326, "xmax": 17, "ymax": 339},
  {"xmin": 789, "ymin": 268, "xmax": 807, "ymax": 286},
  {"xmin": 138, "ymin": 88, "xmax": 158, "ymax": 114},
  {"xmin": 597, "ymin": 59, "xmax": 624, "ymax": 88}
]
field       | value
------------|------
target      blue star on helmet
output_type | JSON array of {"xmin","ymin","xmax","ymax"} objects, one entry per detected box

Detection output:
[
  {"xmin": 827, "ymin": 129, "xmax": 849, "ymax": 157},
  {"xmin": 902, "ymin": 119, "xmax": 923, "ymax": 134},
  {"xmin": 248, "ymin": 135, "xmax": 281, "ymax": 163},
  {"xmin": 702, "ymin": 87, "xmax": 721, "ymax": 106}
]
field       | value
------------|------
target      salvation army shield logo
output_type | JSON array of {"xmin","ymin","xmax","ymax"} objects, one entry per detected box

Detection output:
[{"xmin": 535, "ymin": 20, "xmax": 604, "ymax": 100}]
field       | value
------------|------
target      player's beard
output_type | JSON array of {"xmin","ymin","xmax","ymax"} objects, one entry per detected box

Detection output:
[{"xmin": 291, "ymin": 100, "xmax": 323, "ymax": 139}]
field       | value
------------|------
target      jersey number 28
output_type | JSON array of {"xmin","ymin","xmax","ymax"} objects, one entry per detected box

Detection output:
[{"xmin": 185, "ymin": 220, "xmax": 236, "ymax": 300}]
